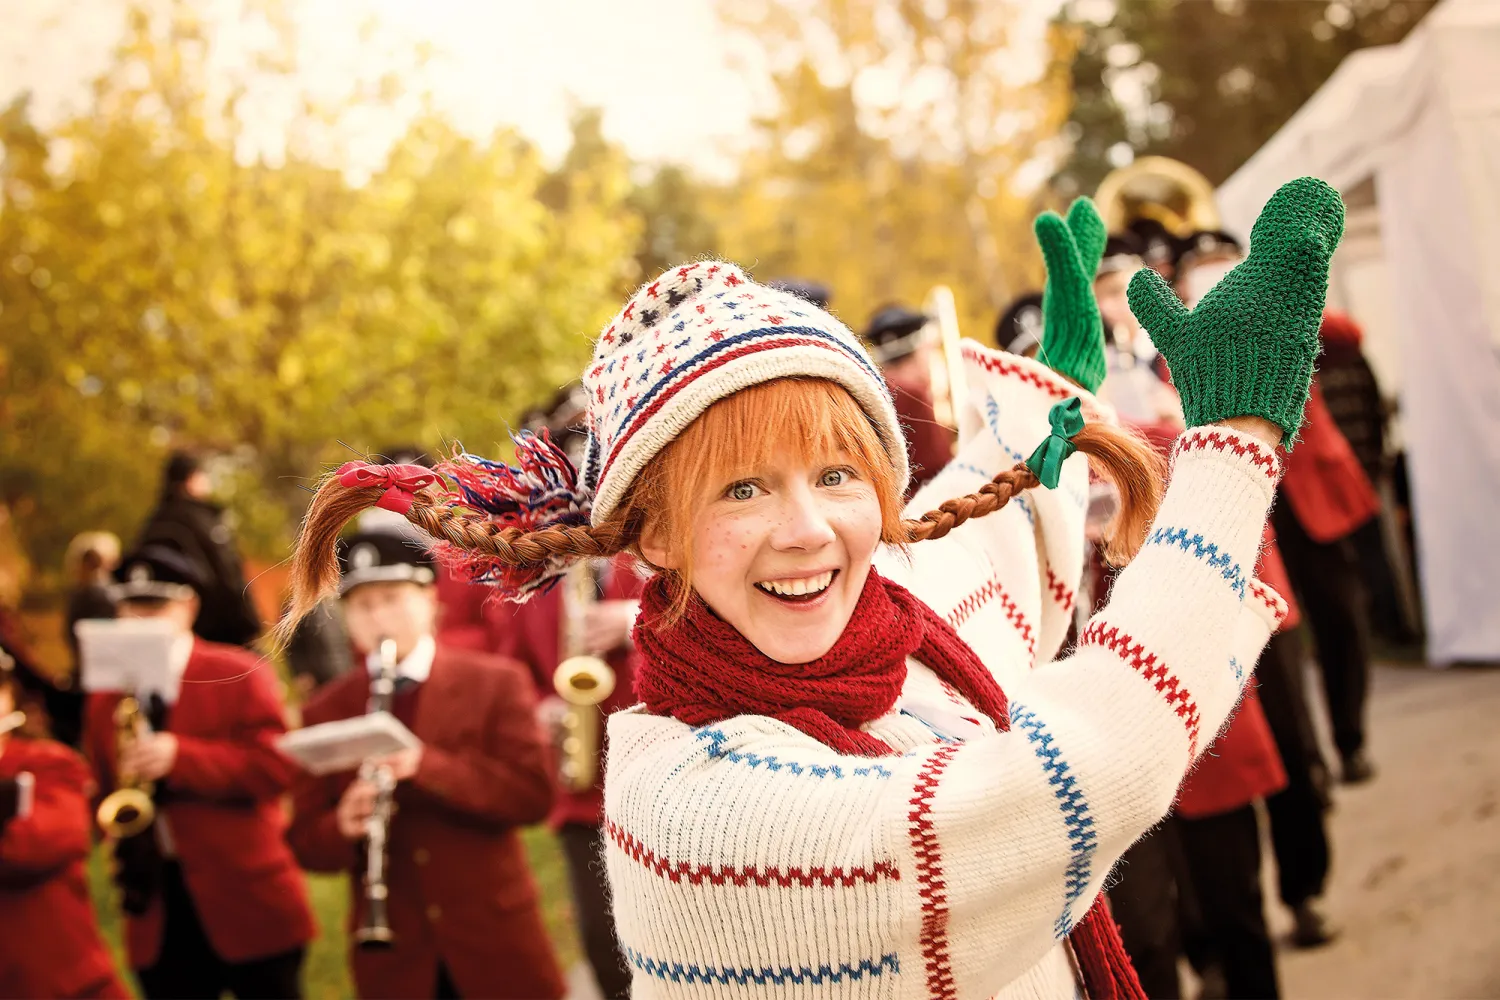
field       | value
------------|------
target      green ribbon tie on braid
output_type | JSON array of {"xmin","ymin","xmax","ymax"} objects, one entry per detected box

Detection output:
[{"xmin": 1025, "ymin": 397, "xmax": 1085, "ymax": 489}]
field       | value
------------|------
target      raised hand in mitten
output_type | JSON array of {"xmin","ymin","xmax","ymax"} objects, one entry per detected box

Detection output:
[
  {"xmin": 1035, "ymin": 197, "xmax": 1109, "ymax": 392},
  {"xmin": 1127, "ymin": 177, "xmax": 1344, "ymax": 446}
]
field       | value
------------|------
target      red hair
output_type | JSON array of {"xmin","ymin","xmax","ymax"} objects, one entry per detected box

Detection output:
[{"xmin": 279, "ymin": 380, "xmax": 1164, "ymax": 642}]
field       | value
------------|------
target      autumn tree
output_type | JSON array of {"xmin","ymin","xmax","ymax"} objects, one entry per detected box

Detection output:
[
  {"xmin": 713, "ymin": 0, "xmax": 1077, "ymax": 338},
  {"xmin": 1055, "ymin": 0, "xmax": 1439, "ymax": 192},
  {"xmin": 0, "ymin": 3, "xmax": 639, "ymax": 586}
]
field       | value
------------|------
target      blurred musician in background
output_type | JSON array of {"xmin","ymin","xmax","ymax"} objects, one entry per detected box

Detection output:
[
  {"xmin": 994, "ymin": 292, "xmax": 1044, "ymax": 360},
  {"xmin": 491, "ymin": 385, "xmax": 644, "ymax": 1000},
  {"xmin": 83, "ymin": 545, "xmax": 312, "ymax": 998},
  {"xmin": 0, "ymin": 649, "xmax": 128, "ymax": 999},
  {"xmin": 288, "ymin": 530, "xmax": 564, "ymax": 1000},
  {"xmin": 864, "ymin": 304, "xmax": 957, "ymax": 497},
  {"xmin": 135, "ymin": 452, "xmax": 262, "ymax": 648}
]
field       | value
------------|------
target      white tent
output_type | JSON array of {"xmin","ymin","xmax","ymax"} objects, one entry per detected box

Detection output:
[{"xmin": 1217, "ymin": 0, "xmax": 1500, "ymax": 665}]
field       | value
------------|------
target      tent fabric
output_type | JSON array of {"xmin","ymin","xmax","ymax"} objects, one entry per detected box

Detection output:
[{"xmin": 1216, "ymin": 0, "xmax": 1500, "ymax": 663}]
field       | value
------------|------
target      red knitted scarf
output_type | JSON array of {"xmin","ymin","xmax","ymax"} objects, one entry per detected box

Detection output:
[{"xmin": 633, "ymin": 569, "xmax": 1145, "ymax": 1000}]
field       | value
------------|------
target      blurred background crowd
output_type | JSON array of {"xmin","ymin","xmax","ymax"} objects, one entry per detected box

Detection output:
[{"xmin": 2, "ymin": 0, "xmax": 1498, "ymax": 998}]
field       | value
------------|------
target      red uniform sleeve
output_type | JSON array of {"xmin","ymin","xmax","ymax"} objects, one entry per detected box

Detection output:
[
  {"xmin": 0, "ymin": 747, "xmax": 94, "ymax": 882},
  {"xmin": 487, "ymin": 598, "xmax": 549, "ymax": 696},
  {"xmin": 169, "ymin": 662, "xmax": 299, "ymax": 801},
  {"xmin": 285, "ymin": 684, "xmax": 361, "ymax": 873},
  {"xmin": 287, "ymin": 769, "xmax": 357, "ymax": 873},
  {"xmin": 412, "ymin": 664, "xmax": 555, "ymax": 827}
]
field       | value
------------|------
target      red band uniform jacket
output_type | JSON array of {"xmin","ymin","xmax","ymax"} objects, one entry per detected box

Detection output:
[
  {"xmin": 288, "ymin": 643, "xmax": 565, "ymax": 1000},
  {"xmin": 0, "ymin": 738, "xmax": 129, "ymax": 998},
  {"xmin": 489, "ymin": 555, "xmax": 644, "ymax": 829},
  {"xmin": 1281, "ymin": 379, "xmax": 1381, "ymax": 544},
  {"xmin": 83, "ymin": 639, "xmax": 314, "ymax": 970}
]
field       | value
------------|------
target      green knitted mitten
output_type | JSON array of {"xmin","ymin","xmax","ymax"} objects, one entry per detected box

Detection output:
[
  {"xmin": 1127, "ymin": 177, "xmax": 1344, "ymax": 446},
  {"xmin": 1035, "ymin": 197, "xmax": 1109, "ymax": 392}
]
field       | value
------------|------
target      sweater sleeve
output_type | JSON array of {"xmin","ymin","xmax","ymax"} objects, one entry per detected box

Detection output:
[
  {"xmin": 878, "ymin": 342, "xmax": 1106, "ymax": 684},
  {"xmin": 605, "ymin": 425, "xmax": 1286, "ymax": 996}
]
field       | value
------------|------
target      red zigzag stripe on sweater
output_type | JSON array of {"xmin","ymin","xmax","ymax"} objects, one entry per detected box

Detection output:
[
  {"xmin": 960, "ymin": 344, "xmax": 1073, "ymax": 401},
  {"xmin": 1046, "ymin": 568, "xmax": 1075, "ymax": 614},
  {"xmin": 947, "ymin": 576, "xmax": 1037, "ymax": 660},
  {"xmin": 1248, "ymin": 580, "xmax": 1289, "ymax": 625},
  {"xmin": 1173, "ymin": 430, "xmax": 1280, "ymax": 482},
  {"xmin": 910, "ymin": 744, "xmax": 961, "ymax": 1000},
  {"xmin": 606, "ymin": 821, "xmax": 900, "ymax": 887},
  {"xmin": 1079, "ymin": 621, "xmax": 1202, "ymax": 757}
]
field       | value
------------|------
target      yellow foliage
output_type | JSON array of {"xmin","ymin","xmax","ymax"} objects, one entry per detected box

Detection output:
[
  {"xmin": 0, "ymin": 3, "xmax": 640, "ymax": 584},
  {"xmin": 711, "ymin": 0, "xmax": 1074, "ymax": 338}
]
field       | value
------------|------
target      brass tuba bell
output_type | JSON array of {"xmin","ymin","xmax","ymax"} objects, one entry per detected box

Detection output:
[{"xmin": 1094, "ymin": 156, "xmax": 1221, "ymax": 239}]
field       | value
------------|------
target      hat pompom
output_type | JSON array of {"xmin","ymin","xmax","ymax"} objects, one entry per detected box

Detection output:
[{"xmin": 433, "ymin": 430, "xmax": 591, "ymax": 599}]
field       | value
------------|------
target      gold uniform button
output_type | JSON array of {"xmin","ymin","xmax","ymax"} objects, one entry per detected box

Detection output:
[
  {"xmin": 414, "ymin": 848, "xmax": 430, "ymax": 866},
  {"xmin": 427, "ymin": 904, "xmax": 442, "ymax": 922}
]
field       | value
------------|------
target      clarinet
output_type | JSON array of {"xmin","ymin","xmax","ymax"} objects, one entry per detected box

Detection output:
[{"xmin": 354, "ymin": 637, "xmax": 398, "ymax": 950}]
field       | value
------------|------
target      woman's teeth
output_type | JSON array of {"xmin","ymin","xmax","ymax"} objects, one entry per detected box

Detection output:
[{"xmin": 756, "ymin": 571, "xmax": 835, "ymax": 597}]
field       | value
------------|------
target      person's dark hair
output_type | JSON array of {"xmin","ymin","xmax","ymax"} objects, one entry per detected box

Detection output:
[{"xmin": 163, "ymin": 450, "xmax": 203, "ymax": 496}]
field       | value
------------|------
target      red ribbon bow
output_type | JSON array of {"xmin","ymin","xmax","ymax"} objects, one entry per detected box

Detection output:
[{"xmin": 336, "ymin": 462, "xmax": 439, "ymax": 515}]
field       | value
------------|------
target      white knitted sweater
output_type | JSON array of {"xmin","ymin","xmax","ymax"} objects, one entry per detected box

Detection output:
[{"xmin": 603, "ymin": 343, "xmax": 1288, "ymax": 999}]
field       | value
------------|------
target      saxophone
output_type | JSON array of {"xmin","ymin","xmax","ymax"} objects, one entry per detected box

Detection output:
[
  {"xmin": 96, "ymin": 697, "xmax": 156, "ymax": 839},
  {"xmin": 551, "ymin": 561, "xmax": 616, "ymax": 794}
]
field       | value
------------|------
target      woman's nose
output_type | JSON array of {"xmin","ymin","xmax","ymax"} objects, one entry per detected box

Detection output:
[{"xmin": 771, "ymin": 486, "xmax": 837, "ymax": 551}]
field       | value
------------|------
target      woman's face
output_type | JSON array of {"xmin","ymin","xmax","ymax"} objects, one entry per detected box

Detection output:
[{"xmin": 643, "ymin": 447, "xmax": 884, "ymax": 664}]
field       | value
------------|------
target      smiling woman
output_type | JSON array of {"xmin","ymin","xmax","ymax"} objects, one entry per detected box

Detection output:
[{"xmin": 277, "ymin": 178, "xmax": 1344, "ymax": 1000}]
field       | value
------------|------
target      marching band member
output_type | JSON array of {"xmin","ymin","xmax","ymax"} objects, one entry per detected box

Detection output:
[
  {"xmin": 135, "ymin": 452, "xmax": 263, "ymax": 648},
  {"xmin": 864, "ymin": 303, "xmax": 958, "ymax": 496},
  {"xmin": 994, "ymin": 292, "xmax": 1044, "ymax": 359},
  {"xmin": 1177, "ymin": 231, "xmax": 1382, "ymax": 782},
  {"xmin": 286, "ymin": 530, "xmax": 564, "ymax": 1000},
  {"xmin": 493, "ymin": 386, "xmax": 642, "ymax": 1000},
  {"xmin": 84, "ymin": 545, "xmax": 313, "ymax": 999},
  {"xmin": 0, "ymin": 648, "xmax": 128, "ymax": 999},
  {"xmin": 279, "ymin": 177, "xmax": 1342, "ymax": 998}
]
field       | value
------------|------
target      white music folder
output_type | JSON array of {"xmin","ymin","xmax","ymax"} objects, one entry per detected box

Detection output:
[
  {"xmin": 75, "ymin": 618, "xmax": 181, "ymax": 704},
  {"xmin": 276, "ymin": 712, "xmax": 420, "ymax": 776}
]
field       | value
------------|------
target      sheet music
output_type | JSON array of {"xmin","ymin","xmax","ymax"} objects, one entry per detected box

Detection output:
[
  {"xmin": 276, "ymin": 712, "xmax": 420, "ymax": 775},
  {"xmin": 75, "ymin": 618, "xmax": 181, "ymax": 703}
]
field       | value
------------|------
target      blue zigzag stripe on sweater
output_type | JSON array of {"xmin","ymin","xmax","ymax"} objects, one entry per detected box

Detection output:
[
  {"xmin": 627, "ymin": 949, "xmax": 900, "ymax": 985},
  {"xmin": 983, "ymin": 396, "xmax": 1027, "ymax": 463},
  {"xmin": 1143, "ymin": 526, "xmax": 1247, "ymax": 600},
  {"xmin": 695, "ymin": 728, "xmax": 894, "ymax": 779},
  {"xmin": 1009, "ymin": 703, "xmax": 1098, "ymax": 938}
]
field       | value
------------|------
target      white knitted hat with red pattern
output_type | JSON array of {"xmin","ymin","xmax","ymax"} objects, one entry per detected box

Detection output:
[{"xmin": 580, "ymin": 261, "xmax": 909, "ymax": 524}]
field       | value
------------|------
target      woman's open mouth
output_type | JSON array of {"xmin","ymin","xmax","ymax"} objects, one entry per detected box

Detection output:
[{"xmin": 754, "ymin": 569, "xmax": 838, "ymax": 605}]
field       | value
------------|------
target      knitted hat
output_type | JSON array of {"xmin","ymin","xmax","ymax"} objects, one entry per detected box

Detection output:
[{"xmin": 579, "ymin": 261, "xmax": 908, "ymax": 525}]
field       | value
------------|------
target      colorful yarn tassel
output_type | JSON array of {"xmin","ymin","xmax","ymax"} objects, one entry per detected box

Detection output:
[{"xmin": 434, "ymin": 430, "xmax": 591, "ymax": 599}]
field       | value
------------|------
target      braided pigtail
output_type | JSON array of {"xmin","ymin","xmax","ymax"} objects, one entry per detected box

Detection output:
[
  {"xmin": 904, "ymin": 417, "xmax": 1164, "ymax": 566},
  {"xmin": 275, "ymin": 433, "xmax": 624, "ymax": 650}
]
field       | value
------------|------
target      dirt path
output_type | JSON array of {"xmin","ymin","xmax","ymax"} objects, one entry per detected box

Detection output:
[{"xmin": 1274, "ymin": 662, "xmax": 1500, "ymax": 999}]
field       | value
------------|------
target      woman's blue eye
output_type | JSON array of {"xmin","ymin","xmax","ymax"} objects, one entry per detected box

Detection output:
[
  {"xmin": 820, "ymin": 469, "xmax": 848, "ymax": 487},
  {"xmin": 729, "ymin": 482, "xmax": 757, "ymax": 501}
]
